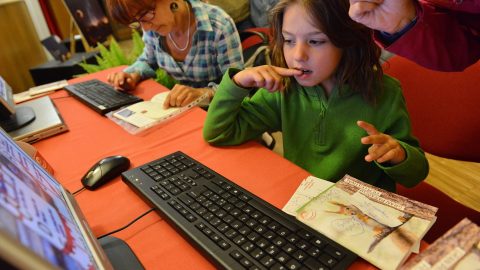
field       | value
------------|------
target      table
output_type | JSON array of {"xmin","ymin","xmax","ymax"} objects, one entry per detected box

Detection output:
[{"xmin": 35, "ymin": 67, "xmax": 379, "ymax": 269}]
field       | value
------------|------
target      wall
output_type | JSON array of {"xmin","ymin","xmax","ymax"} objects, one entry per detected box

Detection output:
[
  {"xmin": 0, "ymin": 0, "xmax": 131, "ymax": 92},
  {"xmin": 49, "ymin": 0, "xmax": 131, "ymax": 44},
  {"xmin": 0, "ymin": 0, "xmax": 49, "ymax": 93},
  {"xmin": 48, "ymin": 0, "xmax": 74, "ymax": 40}
]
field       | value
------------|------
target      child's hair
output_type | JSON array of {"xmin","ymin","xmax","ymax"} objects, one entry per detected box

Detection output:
[
  {"xmin": 269, "ymin": 0, "xmax": 383, "ymax": 103},
  {"xmin": 106, "ymin": 0, "xmax": 155, "ymax": 25}
]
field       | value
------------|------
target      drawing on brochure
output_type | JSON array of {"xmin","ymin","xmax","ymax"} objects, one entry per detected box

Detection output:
[
  {"xmin": 296, "ymin": 175, "xmax": 438, "ymax": 270},
  {"xmin": 321, "ymin": 198, "xmax": 415, "ymax": 253}
]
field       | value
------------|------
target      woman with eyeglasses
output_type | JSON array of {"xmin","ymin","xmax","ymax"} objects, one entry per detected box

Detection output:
[{"xmin": 105, "ymin": 0, "xmax": 244, "ymax": 108}]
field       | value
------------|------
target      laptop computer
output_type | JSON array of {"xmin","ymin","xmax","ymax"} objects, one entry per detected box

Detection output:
[
  {"xmin": 0, "ymin": 128, "xmax": 143, "ymax": 269},
  {"xmin": 8, "ymin": 96, "xmax": 68, "ymax": 143}
]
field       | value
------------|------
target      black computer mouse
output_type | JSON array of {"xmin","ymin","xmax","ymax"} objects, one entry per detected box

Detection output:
[{"xmin": 81, "ymin": 155, "xmax": 130, "ymax": 190}]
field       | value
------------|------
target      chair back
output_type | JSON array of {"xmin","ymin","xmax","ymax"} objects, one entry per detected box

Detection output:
[
  {"xmin": 384, "ymin": 56, "xmax": 480, "ymax": 162},
  {"xmin": 386, "ymin": 56, "xmax": 480, "ymax": 243}
]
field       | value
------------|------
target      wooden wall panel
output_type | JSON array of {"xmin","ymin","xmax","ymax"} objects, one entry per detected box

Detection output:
[
  {"xmin": 0, "ymin": 1, "xmax": 47, "ymax": 92},
  {"xmin": 47, "ymin": 0, "xmax": 73, "ymax": 40}
]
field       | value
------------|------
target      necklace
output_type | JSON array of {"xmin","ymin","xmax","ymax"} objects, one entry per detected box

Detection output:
[{"xmin": 168, "ymin": 2, "xmax": 191, "ymax": 52}]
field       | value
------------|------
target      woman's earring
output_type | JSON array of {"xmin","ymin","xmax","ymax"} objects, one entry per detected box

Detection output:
[{"xmin": 170, "ymin": 2, "xmax": 179, "ymax": 12}]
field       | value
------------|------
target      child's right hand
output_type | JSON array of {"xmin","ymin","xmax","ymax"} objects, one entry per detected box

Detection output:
[
  {"xmin": 233, "ymin": 65, "xmax": 303, "ymax": 92},
  {"xmin": 107, "ymin": 71, "xmax": 140, "ymax": 91}
]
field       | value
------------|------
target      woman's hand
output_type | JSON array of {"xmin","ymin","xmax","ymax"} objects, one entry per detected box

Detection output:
[
  {"xmin": 349, "ymin": 0, "xmax": 417, "ymax": 34},
  {"xmin": 357, "ymin": 120, "xmax": 406, "ymax": 165},
  {"xmin": 233, "ymin": 65, "xmax": 302, "ymax": 92},
  {"xmin": 107, "ymin": 71, "xmax": 141, "ymax": 91},
  {"xmin": 163, "ymin": 84, "xmax": 214, "ymax": 109}
]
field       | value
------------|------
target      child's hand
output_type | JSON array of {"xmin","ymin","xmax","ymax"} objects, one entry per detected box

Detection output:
[
  {"xmin": 233, "ymin": 65, "xmax": 303, "ymax": 92},
  {"xmin": 357, "ymin": 120, "xmax": 406, "ymax": 165}
]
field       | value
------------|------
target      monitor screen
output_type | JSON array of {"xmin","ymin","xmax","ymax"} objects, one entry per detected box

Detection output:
[
  {"xmin": 0, "ymin": 129, "xmax": 103, "ymax": 269},
  {"xmin": 0, "ymin": 77, "xmax": 35, "ymax": 132},
  {"xmin": 0, "ymin": 76, "xmax": 15, "ymax": 117},
  {"xmin": 62, "ymin": 0, "xmax": 113, "ymax": 48}
]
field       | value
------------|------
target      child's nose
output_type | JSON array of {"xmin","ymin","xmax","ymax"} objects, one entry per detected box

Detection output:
[{"xmin": 293, "ymin": 43, "xmax": 308, "ymax": 61}]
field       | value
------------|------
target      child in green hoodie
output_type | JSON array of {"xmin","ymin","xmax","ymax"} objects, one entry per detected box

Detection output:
[{"xmin": 203, "ymin": 0, "xmax": 428, "ymax": 192}]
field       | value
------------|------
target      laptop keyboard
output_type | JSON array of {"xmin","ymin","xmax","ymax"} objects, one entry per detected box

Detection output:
[
  {"xmin": 121, "ymin": 151, "xmax": 357, "ymax": 270},
  {"xmin": 64, "ymin": 79, "xmax": 143, "ymax": 115}
]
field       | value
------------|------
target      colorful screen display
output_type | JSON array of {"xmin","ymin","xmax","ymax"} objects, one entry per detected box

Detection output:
[
  {"xmin": 0, "ymin": 130, "xmax": 98, "ymax": 269},
  {"xmin": 0, "ymin": 76, "xmax": 15, "ymax": 115}
]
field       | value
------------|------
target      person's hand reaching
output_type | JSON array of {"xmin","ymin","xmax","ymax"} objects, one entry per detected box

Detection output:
[
  {"xmin": 349, "ymin": 0, "xmax": 417, "ymax": 34},
  {"xmin": 163, "ymin": 84, "xmax": 214, "ymax": 109},
  {"xmin": 107, "ymin": 71, "xmax": 141, "ymax": 91}
]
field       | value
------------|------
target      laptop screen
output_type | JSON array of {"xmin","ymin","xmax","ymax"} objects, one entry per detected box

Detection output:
[
  {"xmin": 0, "ymin": 76, "xmax": 15, "ymax": 115},
  {"xmin": 0, "ymin": 129, "xmax": 102, "ymax": 269}
]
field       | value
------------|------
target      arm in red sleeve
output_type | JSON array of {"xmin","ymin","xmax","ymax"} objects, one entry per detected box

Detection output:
[{"xmin": 375, "ymin": 1, "xmax": 480, "ymax": 71}]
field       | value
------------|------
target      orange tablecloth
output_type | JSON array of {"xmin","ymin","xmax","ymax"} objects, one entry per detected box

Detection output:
[{"xmin": 35, "ymin": 67, "xmax": 378, "ymax": 269}]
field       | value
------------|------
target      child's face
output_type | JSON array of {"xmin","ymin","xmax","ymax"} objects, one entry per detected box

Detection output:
[{"xmin": 282, "ymin": 3, "xmax": 342, "ymax": 91}]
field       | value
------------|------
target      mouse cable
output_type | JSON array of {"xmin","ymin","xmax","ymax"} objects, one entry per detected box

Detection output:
[
  {"xmin": 71, "ymin": 186, "xmax": 86, "ymax": 196},
  {"xmin": 97, "ymin": 208, "xmax": 156, "ymax": 240}
]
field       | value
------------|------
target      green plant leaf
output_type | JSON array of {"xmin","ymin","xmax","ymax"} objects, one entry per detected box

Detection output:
[
  {"xmin": 108, "ymin": 38, "xmax": 129, "ymax": 66},
  {"xmin": 128, "ymin": 29, "xmax": 145, "ymax": 63},
  {"xmin": 155, "ymin": 69, "xmax": 177, "ymax": 89},
  {"xmin": 78, "ymin": 29, "xmax": 173, "ymax": 89},
  {"xmin": 78, "ymin": 62, "xmax": 102, "ymax": 73}
]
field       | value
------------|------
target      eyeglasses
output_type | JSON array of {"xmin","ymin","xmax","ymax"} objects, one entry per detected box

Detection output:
[{"xmin": 129, "ymin": 8, "xmax": 156, "ymax": 29}]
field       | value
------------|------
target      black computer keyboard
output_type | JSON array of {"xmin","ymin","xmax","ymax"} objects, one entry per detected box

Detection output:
[
  {"xmin": 64, "ymin": 79, "xmax": 143, "ymax": 115},
  {"xmin": 121, "ymin": 151, "xmax": 357, "ymax": 270}
]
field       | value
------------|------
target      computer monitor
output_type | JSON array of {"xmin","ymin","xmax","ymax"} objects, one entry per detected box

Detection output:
[
  {"xmin": 62, "ymin": 0, "xmax": 113, "ymax": 49},
  {"xmin": 0, "ymin": 76, "xmax": 35, "ymax": 132},
  {"xmin": 0, "ymin": 128, "xmax": 142, "ymax": 269}
]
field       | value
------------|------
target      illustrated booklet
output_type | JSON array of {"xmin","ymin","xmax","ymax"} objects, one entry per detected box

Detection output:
[
  {"xmin": 401, "ymin": 218, "xmax": 480, "ymax": 270},
  {"xmin": 107, "ymin": 91, "xmax": 208, "ymax": 134},
  {"xmin": 282, "ymin": 176, "xmax": 334, "ymax": 216},
  {"xmin": 293, "ymin": 175, "xmax": 438, "ymax": 270}
]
